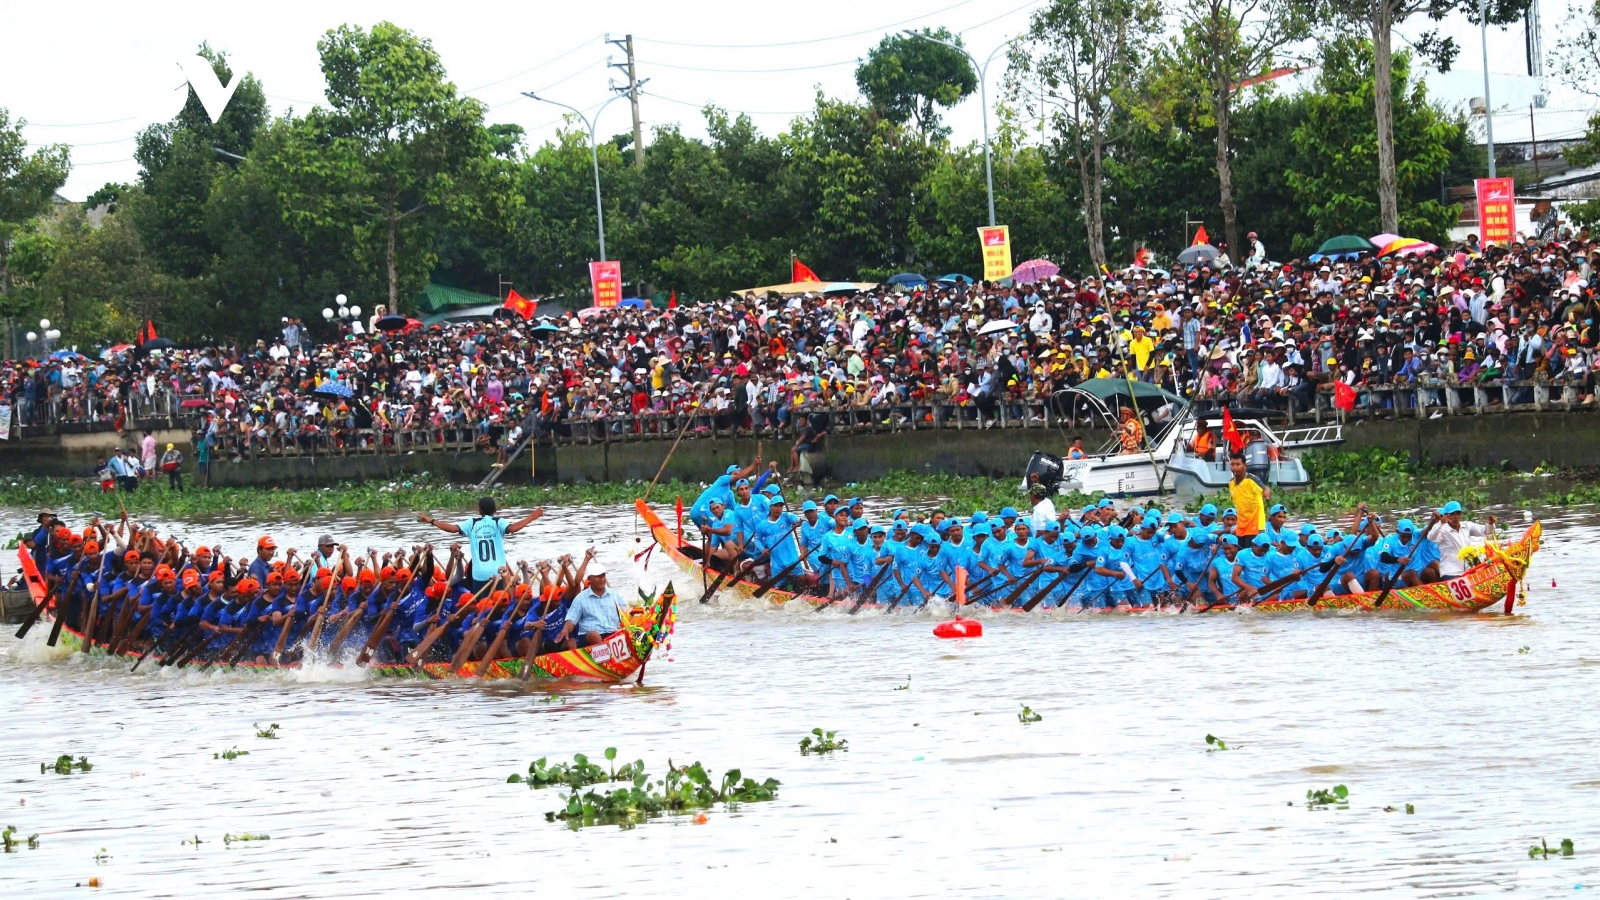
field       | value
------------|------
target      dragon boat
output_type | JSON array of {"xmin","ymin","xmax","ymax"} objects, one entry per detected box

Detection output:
[
  {"xmin": 16, "ymin": 550, "xmax": 676, "ymax": 683},
  {"xmin": 637, "ymin": 499, "xmax": 1542, "ymax": 615}
]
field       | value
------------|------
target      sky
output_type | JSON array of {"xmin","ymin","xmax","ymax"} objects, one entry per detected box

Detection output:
[{"xmin": 1, "ymin": 0, "xmax": 1587, "ymax": 201}]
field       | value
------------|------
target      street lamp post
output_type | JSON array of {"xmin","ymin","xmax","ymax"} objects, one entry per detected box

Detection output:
[
  {"xmin": 522, "ymin": 91, "xmax": 629, "ymax": 261},
  {"xmin": 903, "ymin": 31, "xmax": 1018, "ymax": 227},
  {"xmin": 1479, "ymin": 0, "xmax": 1496, "ymax": 178},
  {"xmin": 322, "ymin": 294, "xmax": 362, "ymax": 333}
]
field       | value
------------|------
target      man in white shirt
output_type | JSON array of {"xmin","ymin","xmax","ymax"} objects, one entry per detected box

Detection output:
[
  {"xmin": 1028, "ymin": 483, "xmax": 1058, "ymax": 534},
  {"xmin": 1423, "ymin": 501, "xmax": 1495, "ymax": 579}
]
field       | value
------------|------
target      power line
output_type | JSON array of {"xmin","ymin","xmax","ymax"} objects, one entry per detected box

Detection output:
[
  {"xmin": 17, "ymin": 117, "xmax": 136, "ymax": 128},
  {"xmin": 958, "ymin": 0, "xmax": 1043, "ymax": 34},
  {"xmin": 28, "ymin": 136, "xmax": 135, "ymax": 148},
  {"xmin": 72, "ymin": 157, "xmax": 134, "ymax": 167},
  {"xmin": 641, "ymin": 90, "xmax": 811, "ymax": 117},
  {"xmin": 637, "ymin": 0, "xmax": 981, "ymax": 49},
  {"xmin": 637, "ymin": 57, "xmax": 859, "ymax": 74},
  {"xmin": 462, "ymin": 33, "xmax": 603, "ymax": 94}
]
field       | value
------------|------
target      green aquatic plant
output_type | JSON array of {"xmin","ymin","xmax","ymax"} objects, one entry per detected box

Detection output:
[
  {"xmin": 538, "ymin": 694, "xmax": 562, "ymax": 705},
  {"xmin": 1305, "ymin": 785, "xmax": 1349, "ymax": 808},
  {"xmin": 1518, "ymin": 646, "xmax": 1531, "ymax": 654},
  {"xmin": 508, "ymin": 749, "xmax": 643, "ymax": 789},
  {"xmin": 546, "ymin": 760, "xmax": 779, "ymax": 830},
  {"xmin": 1382, "ymin": 803, "xmax": 1416, "ymax": 814},
  {"xmin": 1204, "ymin": 734, "xmax": 1236, "ymax": 752},
  {"xmin": 2, "ymin": 826, "xmax": 40, "ymax": 851},
  {"xmin": 254, "ymin": 723, "xmax": 279, "ymax": 740},
  {"xmin": 214, "ymin": 747, "xmax": 250, "ymax": 761},
  {"xmin": 1528, "ymin": 838, "xmax": 1575, "ymax": 859},
  {"xmin": 1018, "ymin": 705, "xmax": 1043, "ymax": 724},
  {"xmin": 799, "ymin": 728, "xmax": 848, "ymax": 755},
  {"xmin": 223, "ymin": 833, "xmax": 270, "ymax": 845},
  {"xmin": 893, "ymin": 675, "xmax": 911, "ymax": 691},
  {"xmin": 41, "ymin": 754, "xmax": 91, "ymax": 775},
  {"xmin": 181, "ymin": 835, "xmax": 204, "ymax": 846}
]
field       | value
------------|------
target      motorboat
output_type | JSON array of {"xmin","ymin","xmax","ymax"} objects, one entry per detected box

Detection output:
[{"xmin": 1025, "ymin": 384, "xmax": 1342, "ymax": 500}]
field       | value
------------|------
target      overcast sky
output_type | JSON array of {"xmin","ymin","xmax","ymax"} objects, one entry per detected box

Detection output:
[{"xmin": 1, "ymin": 0, "xmax": 1581, "ymax": 201}]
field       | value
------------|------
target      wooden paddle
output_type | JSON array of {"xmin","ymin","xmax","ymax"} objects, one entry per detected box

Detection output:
[
  {"xmin": 303, "ymin": 553, "xmax": 348, "ymax": 657},
  {"xmin": 12, "ymin": 572, "xmax": 59, "ymax": 640},
  {"xmin": 750, "ymin": 524, "xmax": 807, "ymax": 598},
  {"xmin": 1180, "ymin": 537, "xmax": 1228, "ymax": 612},
  {"xmin": 476, "ymin": 589, "xmax": 533, "ymax": 679},
  {"xmin": 843, "ymin": 561, "xmax": 897, "ymax": 614},
  {"xmin": 78, "ymin": 565, "xmax": 109, "ymax": 655},
  {"xmin": 356, "ymin": 550, "xmax": 426, "ymax": 666},
  {"xmin": 450, "ymin": 590, "xmax": 505, "ymax": 674},
  {"xmin": 995, "ymin": 567, "xmax": 1046, "ymax": 609},
  {"xmin": 409, "ymin": 576, "xmax": 499, "ymax": 668},
  {"xmin": 1019, "ymin": 569, "xmax": 1076, "ymax": 612},
  {"xmin": 226, "ymin": 619, "xmax": 266, "ymax": 668}
]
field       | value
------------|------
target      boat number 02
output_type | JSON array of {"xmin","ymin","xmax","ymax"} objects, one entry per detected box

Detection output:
[
  {"xmin": 589, "ymin": 633, "xmax": 629, "ymax": 664},
  {"xmin": 1446, "ymin": 576, "xmax": 1474, "ymax": 604}
]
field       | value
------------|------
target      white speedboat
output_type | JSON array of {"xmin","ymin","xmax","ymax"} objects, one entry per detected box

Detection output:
[{"xmin": 1025, "ymin": 393, "xmax": 1342, "ymax": 500}]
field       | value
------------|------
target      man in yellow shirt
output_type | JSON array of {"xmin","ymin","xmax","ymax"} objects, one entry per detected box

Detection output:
[
  {"xmin": 1228, "ymin": 456, "xmax": 1269, "ymax": 538},
  {"xmin": 1129, "ymin": 326, "xmax": 1155, "ymax": 371}
]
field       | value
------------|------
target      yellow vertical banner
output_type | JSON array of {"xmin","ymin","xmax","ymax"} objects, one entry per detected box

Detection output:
[{"xmin": 977, "ymin": 225, "xmax": 1012, "ymax": 281}]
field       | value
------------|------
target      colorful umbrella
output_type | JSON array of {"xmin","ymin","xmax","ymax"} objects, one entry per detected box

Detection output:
[
  {"xmin": 1315, "ymin": 234, "xmax": 1377, "ymax": 255},
  {"xmin": 1369, "ymin": 233, "xmax": 1402, "ymax": 250},
  {"xmin": 1378, "ymin": 237, "xmax": 1439, "ymax": 257},
  {"xmin": 1177, "ymin": 244, "xmax": 1219, "ymax": 265},
  {"xmin": 1011, "ymin": 258, "xmax": 1060, "ymax": 284},
  {"xmin": 887, "ymin": 272, "xmax": 927, "ymax": 286}
]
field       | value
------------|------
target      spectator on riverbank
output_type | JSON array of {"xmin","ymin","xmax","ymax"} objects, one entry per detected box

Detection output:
[{"xmin": 6, "ymin": 226, "xmax": 1599, "ymax": 455}]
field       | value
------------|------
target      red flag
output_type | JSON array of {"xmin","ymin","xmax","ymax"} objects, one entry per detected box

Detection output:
[
  {"xmin": 1133, "ymin": 247, "xmax": 1151, "ymax": 268},
  {"xmin": 668, "ymin": 289, "xmax": 677, "ymax": 309},
  {"xmin": 1221, "ymin": 407, "xmax": 1245, "ymax": 452},
  {"xmin": 139, "ymin": 320, "xmax": 158, "ymax": 344},
  {"xmin": 1192, "ymin": 225, "xmax": 1210, "ymax": 247},
  {"xmin": 792, "ymin": 258, "xmax": 821, "ymax": 282},
  {"xmin": 502, "ymin": 289, "xmax": 536, "ymax": 320},
  {"xmin": 1333, "ymin": 381, "xmax": 1357, "ymax": 412}
]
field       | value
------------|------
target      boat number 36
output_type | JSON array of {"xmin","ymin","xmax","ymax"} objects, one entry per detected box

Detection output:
[{"xmin": 1446, "ymin": 577, "xmax": 1474, "ymax": 604}]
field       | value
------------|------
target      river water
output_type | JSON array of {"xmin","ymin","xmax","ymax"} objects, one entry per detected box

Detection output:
[{"xmin": 1, "ymin": 498, "xmax": 1596, "ymax": 898}]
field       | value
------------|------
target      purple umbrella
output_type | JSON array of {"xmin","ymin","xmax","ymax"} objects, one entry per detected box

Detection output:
[{"xmin": 1011, "ymin": 258, "xmax": 1060, "ymax": 284}]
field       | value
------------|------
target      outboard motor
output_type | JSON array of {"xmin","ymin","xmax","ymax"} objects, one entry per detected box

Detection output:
[
  {"xmin": 1025, "ymin": 451, "xmax": 1065, "ymax": 492},
  {"xmin": 1242, "ymin": 439, "xmax": 1271, "ymax": 482}
]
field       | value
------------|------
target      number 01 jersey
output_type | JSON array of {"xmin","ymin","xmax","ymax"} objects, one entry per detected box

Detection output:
[{"xmin": 459, "ymin": 516, "xmax": 511, "ymax": 581}]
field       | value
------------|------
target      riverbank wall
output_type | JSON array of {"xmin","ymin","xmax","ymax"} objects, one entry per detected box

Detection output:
[{"xmin": 1, "ymin": 411, "xmax": 1597, "ymax": 488}]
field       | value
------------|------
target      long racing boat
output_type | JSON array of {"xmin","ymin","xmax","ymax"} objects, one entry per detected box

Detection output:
[
  {"xmin": 16, "ymin": 549, "xmax": 676, "ymax": 683},
  {"xmin": 638, "ymin": 499, "xmax": 1541, "ymax": 616}
]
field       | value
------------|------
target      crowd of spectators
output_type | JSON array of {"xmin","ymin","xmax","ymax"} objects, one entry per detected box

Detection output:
[{"xmin": 4, "ymin": 225, "xmax": 1599, "ymax": 465}]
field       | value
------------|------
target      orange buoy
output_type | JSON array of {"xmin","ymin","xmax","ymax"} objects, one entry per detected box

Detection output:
[{"xmin": 933, "ymin": 617, "xmax": 983, "ymax": 639}]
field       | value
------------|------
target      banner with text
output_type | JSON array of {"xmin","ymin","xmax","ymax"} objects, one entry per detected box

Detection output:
[
  {"xmin": 978, "ymin": 225, "xmax": 1012, "ymax": 282},
  {"xmin": 1475, "ymin": 177, "xmax": 1515, "ymax": 247},
  {"xmin": 589, "ymin": 260, "xmax": 622, "ymax": 308}
]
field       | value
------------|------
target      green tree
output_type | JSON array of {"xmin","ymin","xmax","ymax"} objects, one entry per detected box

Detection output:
[
  {"xmin": 0, "ymin": 108, "xmax": 71, "ymax": 322},
  {"xmin": 1010, "ymin": 0, "xmax": 1161, "ymax": 269},
  {"xmin": 855, "ymin": 29, "xmax": 977, "ymax": 140},
  {"xmin": 1284, "ymin": 38, "xmax": 1463, "ymax": 250},
  {"xmin": 299, "ymin": 21, "xmax": 507, "ymax": 312},
  {"xmin": 1328, "ymin": 0, "xmax": 1528, "ymax": 234},
  {"xmin": 1174, "ymin": 0, "xmax": 1317, "ymax": 258}
]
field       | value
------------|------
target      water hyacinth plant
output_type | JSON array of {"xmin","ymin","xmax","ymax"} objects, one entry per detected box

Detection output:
[
  {"xmin": 546, "ymin": 760, "xmax": 780, "ymax": 830},
  {"xmin": 41, "ymin": 755, "xmax": 91, "ymax": 775},
  {"xmin": 1305, "ymin": 785, "xmax": 1349, "ymax": 808},
  {"xmin": 508, "ymin": 748, "xmax": 644, "ymax": 789},
  {"xmin": 799, "ymin": 728, "xmax": 847, "ymax": 755}
]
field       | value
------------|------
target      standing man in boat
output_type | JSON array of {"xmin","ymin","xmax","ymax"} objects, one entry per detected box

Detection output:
[
  {"xmin": 1422, "ymin": 501, "xmax": 1495, "ymax": 582},
  {"xmin": 1228, "ymin": 455, "xmax": 1269, "ymax": 542},
  {"xmin": 418, "ymin": 498, "xmax": 546, "ymax": 592}
]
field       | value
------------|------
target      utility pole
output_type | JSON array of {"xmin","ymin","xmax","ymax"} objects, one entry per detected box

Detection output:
[{"xmin": 606, "ymin": 33, "xmax": 645, "ymax": 167}]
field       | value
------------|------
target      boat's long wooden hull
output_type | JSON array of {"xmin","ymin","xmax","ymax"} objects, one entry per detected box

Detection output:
[
  {"xmin": 638, "ymin": 499, "xmax": 1541, "ymax": 615},
  {"xmin": 19, "ymin": 550, "xmax": 675, "ymax": 682}
]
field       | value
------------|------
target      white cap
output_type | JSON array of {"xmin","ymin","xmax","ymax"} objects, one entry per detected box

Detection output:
[{"xmin": 588, "ymin": 566, "xmax": 607, "ymax": 577}]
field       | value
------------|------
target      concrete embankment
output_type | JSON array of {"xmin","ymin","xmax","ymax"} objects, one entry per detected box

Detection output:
[{"xmin": 1, "ymin": 412, "xmax": 1596, "ymax": 488}]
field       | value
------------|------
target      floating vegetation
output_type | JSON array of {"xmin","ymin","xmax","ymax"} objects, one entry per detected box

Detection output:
[
  {"xmin": 508, "ymin": 748, "xmax": 643, "ymax": 790},
  {"xmin": 223, "ymin": 833, "xmax": 270, "ymax": 845},
  {"xmin": 2, "ymin": 826, "xmax": 40, "ymax": 851},
  {"xmin": 538, "ymin": 694, "xmax": 562, "ymax": 704},
  {"xmin": 799, "ymin": 728, "xmax": 848, "ymax": 756},
  {"xmin": 1305, "ymin": 785, "xmax": 1349, "ymax": 808},
  {"xmin": 1204, "ymin": 734, "xmax": 1236, "ymax": 752},
  {"xmin": 92, "ymin": 847, "xmax": 111, "ymax": 863},
  {"xmin": 545, "ymin": 759, "xmax": 779, "ymax": 830},
  {"xmin": 1518, "ymin": 646, "xmax": 1531, "ymax": 654},
  {"xmin": 254, "ymin": 723, "xmax": 280, "ymax": 740},
  {"xmin": 41, "ymin": 755, "xmax": 91, "ymax": 775},
  {"xmin": 214, "ymin": 747, "xmax": 250, "ymax": 761},
  {"xmin": 1018, "ymin": 705, "xmax": 1043, "ymax": 724},
  {"xmin": 893, "ymin": 676, "xmax": 911, "ymax": 691},
  {"xmin": 181, "ymin": 835, "xmax": 204, "ymax": 846},
  {"xmin": 1382, "ymin": 804, "xmax": 1416, "ymax": 814},
  {"xmin": 1529, "ymin": 838, "xmax": 1576, "ymax": 859}
]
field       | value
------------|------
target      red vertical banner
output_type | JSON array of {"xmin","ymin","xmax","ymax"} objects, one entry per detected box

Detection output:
[
  {"xmin": 1475, "ymin": 177, "xmax": 1515, "ymax": 247},
  {"xmin": 589, "ymin": 260, "xmax": 622, "ymax": 308}
]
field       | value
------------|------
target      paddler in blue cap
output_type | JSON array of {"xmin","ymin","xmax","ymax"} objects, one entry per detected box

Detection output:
[{"xmin": 690, "ymin": 456, "xmax": 761, "ymax": 529}]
